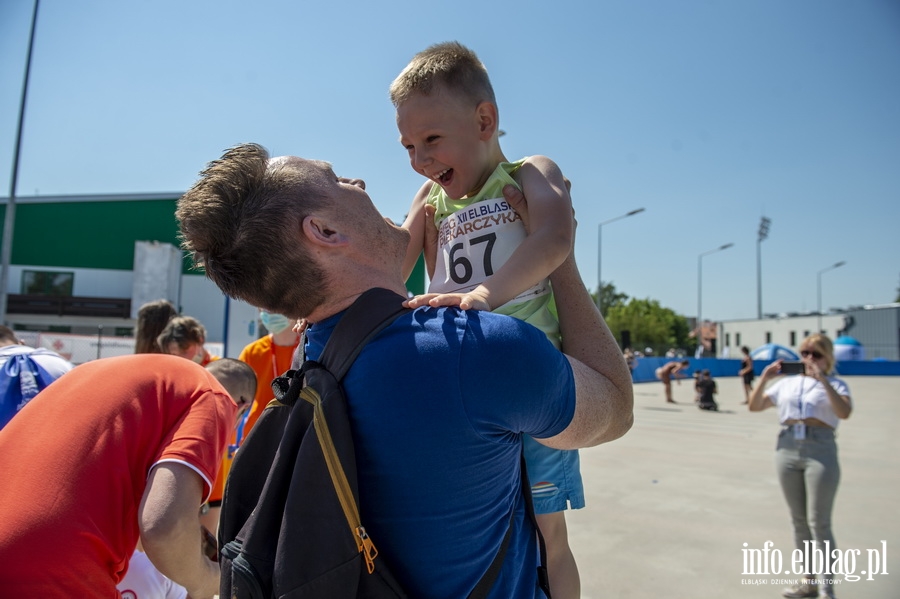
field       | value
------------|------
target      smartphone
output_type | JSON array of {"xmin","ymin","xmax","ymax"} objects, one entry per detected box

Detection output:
[
  {"xmin": 201, "ymin": 526, "xmax": 218, "ymax": 562},
  {"xmin": 780, "ymin": 361, "xmax": 806, "ymax": 375}
]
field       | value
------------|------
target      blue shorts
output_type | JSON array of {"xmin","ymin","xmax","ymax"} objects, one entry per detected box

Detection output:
[{"xmin": 523, "ymin": 435, "xmax": 585, "ymax": 514}]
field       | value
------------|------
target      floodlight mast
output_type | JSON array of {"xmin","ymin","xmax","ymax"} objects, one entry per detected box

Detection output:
[{"xmin": 756, "ymin": 216, "xmax": 770, "ymax": 319}]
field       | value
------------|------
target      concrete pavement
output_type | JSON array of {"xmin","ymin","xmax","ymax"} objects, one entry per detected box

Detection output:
[{"xmin": 567, "ymin": 375, "xmax": 899, "ymax": 599}]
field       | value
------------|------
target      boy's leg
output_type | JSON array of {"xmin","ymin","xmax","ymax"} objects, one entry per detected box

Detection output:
[
  {"xmin": 523, "ymin": 435, "xmax": 585, "ymax": 599},
  {"xmin": 536, "ymin": 511, "xmax": 580, "ymax": 599}
]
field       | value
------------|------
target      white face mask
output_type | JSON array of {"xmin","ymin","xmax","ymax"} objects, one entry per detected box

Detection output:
[{"xmin": 260, "ymin": 311, "xmax": 292, "ymax": 335}]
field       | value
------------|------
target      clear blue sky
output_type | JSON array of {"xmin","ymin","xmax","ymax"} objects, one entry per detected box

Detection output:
[{"xmin": 2, "ymin": 0, "xmax": 898, "ymax": 321}]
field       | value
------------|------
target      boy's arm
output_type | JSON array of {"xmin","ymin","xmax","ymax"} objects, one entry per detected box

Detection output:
[
  {"xmin": 400, "ymin": 181, "xmax": 434, "ymax": 282},
  {"xmin": 408, "ymin": 155, "xmax": 573, "ymax": 311}
]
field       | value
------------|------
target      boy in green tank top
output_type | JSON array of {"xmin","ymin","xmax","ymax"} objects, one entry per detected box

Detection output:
[{"xmin": 391, "ymin": 41, "xmax": 585, "ymax": 599}]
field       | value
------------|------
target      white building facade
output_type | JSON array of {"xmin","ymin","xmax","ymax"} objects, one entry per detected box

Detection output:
[{"xmin": 718, "ymin": 304, "xmax": 900, "ymax": 361}]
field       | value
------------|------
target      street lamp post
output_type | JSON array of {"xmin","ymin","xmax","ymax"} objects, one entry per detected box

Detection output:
[
  {"xmin": 596, "ymin": 208, "xmax": 645, "ymax": 312},
  {"xmin": 757, "ymin": 216, "xmax": 771, "ymax": 319},
  {"xmin": 817, "ymin": 261, "xmax": 846, "ymax": 333},
  {"xmin": 697, "ymin": 243, "xmax": 734, "ymax": 357},
  {"xmin": 0, "ymin": 0, "xmax": 41, "ymax": 325}
]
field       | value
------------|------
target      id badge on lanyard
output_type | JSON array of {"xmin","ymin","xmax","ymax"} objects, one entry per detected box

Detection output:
[{"xmin": 793, "ymin": 379, "xmax": 806, "ymax": 440}]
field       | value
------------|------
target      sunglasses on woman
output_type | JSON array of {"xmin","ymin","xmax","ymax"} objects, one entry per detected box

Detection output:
[{"xmin": 800, "ymin": 349, "xmax": 823, "ymax": 360}]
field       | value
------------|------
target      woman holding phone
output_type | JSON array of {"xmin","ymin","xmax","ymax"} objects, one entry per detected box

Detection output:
[{"xmin": 748, "ymin": 334, "xmax": 852, "ymax": 599}]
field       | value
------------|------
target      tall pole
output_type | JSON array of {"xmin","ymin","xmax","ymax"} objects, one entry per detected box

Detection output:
[
  {"xmin": 597, "ymin": 223, "xmax": 602, "ymax": 309},
  {"xmin": 697, "ymin": 243, "xmax": 734, "ymax": 356},
  {"xmin": 756, "ymin": 216, "xmax": 771, "ymax": 319},
  {"xmin": 817, "ymin": 261, "xmax": 846, "ymax": 333},
  {"xmin": 1, "ymin": 0, "xmax": 41, "ymax": 325},
  {"xmin": 596, "ymin": 207, "xmax": 645, "ymax": 312}
]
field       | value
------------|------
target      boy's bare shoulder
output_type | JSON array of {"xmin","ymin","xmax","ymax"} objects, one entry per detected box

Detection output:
[
  {"xmin": 513, "ymin": 156, "xmax": 570, "ymax": 204},
  {"xmin": 516, "ymin": 155, "xmax": 564, "ymax": 180},
  {"xmin": 521, "ymin": 154, "xmax": 559, "ymax": 168},
  {"xmin": 414, "ymin": 179, "xmax": 436, "ymax": 201}
]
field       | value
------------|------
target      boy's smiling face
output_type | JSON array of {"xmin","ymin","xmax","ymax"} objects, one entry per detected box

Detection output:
[{"xmin": 396, "ymin": 87, "xmax": 496, "ymax": 200}]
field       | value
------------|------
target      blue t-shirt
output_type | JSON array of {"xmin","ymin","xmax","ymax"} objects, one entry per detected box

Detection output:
[{"xmin": 305, "ymin": 305, "xmax": 575, "ymax": 598}]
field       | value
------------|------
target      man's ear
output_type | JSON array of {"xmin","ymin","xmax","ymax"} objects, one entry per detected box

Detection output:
[
  {"xmin": 301, "ymin": 215, "xmax": 349, "ymax": 247},
  {"xmin": 475, "ymin": 101, "xmax": 498, "ymax": 141}
]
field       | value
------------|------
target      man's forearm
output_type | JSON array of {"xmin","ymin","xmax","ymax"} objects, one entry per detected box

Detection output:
[
  {"xmin": 140, "ymin": 463, "xmax": 220, "ymax": 598},
  {"xmin": 549, "ymin": 253, "xmax": 634, "ymax": 447}
]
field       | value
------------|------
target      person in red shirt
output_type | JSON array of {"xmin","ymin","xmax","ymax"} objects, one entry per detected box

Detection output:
[{"xmin": 0, "ymin": 354, "xmax": 256, "ymax": 599}]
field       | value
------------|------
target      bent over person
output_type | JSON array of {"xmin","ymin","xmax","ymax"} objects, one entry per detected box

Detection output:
[
  {"xmin": 0, "ymin": 355, "xmax": 256, "ymax": 598},
  {"xmin": 175, "ymin": 143, "xmax": 634, "ymax": 597}
]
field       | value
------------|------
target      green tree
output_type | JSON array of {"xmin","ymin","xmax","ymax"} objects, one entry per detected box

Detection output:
[
  {"xmin": 605, "ymin": 298, "xmax": 694, "ymax": 355},
  {"xmin": 592, "ymin": 282, "xmax": 629, "ymax": 315}
]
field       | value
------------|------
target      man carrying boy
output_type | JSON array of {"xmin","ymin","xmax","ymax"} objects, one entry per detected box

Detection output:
[
  {"xmin": 175, "ymin": 143, "xmax": 633, "ymax": 598},
  {"xmin": 391, "ymin": 41, "xmax": 583, "ymax": 597}
]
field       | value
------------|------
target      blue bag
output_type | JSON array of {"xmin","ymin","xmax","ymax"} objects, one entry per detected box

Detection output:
[{"xmin": 0, "ymin": 350, "xmax": 61, "ymax": 430}]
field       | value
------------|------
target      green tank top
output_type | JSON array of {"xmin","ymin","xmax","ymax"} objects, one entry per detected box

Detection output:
[{"xmin": 427, "ymin": 159, "xmax": 560, "ymax": 347}]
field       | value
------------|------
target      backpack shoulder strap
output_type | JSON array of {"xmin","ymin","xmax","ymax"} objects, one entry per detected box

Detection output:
[
  {"xmin": 272, "ymin": 288, "xmax": 409, "ymax": 406},
  {"xmin": 467, "ymin": 447, "xmax": 551, "ymax": 599},
  {"xmin": 317, "ymin": 287, "xmax": 410, "ymax": 380}
]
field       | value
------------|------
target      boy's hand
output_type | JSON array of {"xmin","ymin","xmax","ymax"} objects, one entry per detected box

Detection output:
[
  {"xmin": 403, "ymin": 286, "xmax": 492, "ymax": 311},
  {"xmin": 503, "ymin": 181, "xmax": 577, "ymax": 247},
  {"xmin": 503, "ymin": 184, "xmax": 532, "ymax": 232}
]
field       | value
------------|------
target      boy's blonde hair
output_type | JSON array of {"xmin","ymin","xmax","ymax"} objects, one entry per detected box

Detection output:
[{"xmin": 389, "ymin": 41, "xmax": 496, "ymax": 109}]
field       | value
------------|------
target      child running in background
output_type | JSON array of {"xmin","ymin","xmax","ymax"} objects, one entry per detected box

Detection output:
[{"xmin": 391, "ymin": 41, "xmax": 582, "ymax": 599}]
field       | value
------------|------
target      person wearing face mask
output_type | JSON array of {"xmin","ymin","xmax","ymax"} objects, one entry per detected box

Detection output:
[
  {"xmin": 198, "ymin": 310, "xmax": 302, "ymax": 534},
  {"xmin": 238, "ymin": 311, "xmax": 302, "ymax": 434}
]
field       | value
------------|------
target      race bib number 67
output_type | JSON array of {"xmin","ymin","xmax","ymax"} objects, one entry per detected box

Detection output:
[{"xmin": 429, "ymin": 197, "xmax": 549, "ymax": 307}]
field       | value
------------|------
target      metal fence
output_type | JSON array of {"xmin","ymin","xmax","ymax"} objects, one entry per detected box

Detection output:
[{"xmin": 17, "ymin": 329, "xmax": 224, "ymax": 365}]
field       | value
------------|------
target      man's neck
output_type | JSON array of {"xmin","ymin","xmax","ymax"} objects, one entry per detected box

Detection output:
[
  {"xmin": 306, "ymin": 282, "xmax": 408, "ymax": 324},
  {"xmin": 272, "ymin": 329, "xmax": 300, "ymax": 346}
]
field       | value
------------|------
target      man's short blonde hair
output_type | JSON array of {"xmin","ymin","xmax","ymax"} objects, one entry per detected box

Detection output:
[{"xmin": 206, "ymin": 358, "xmax": 257, "ymax": 405}]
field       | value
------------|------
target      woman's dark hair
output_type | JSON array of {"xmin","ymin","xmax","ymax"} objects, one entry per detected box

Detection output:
[{"xmin": 134, "ymin": 299, "xmax": 178, "ymax": 354}]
